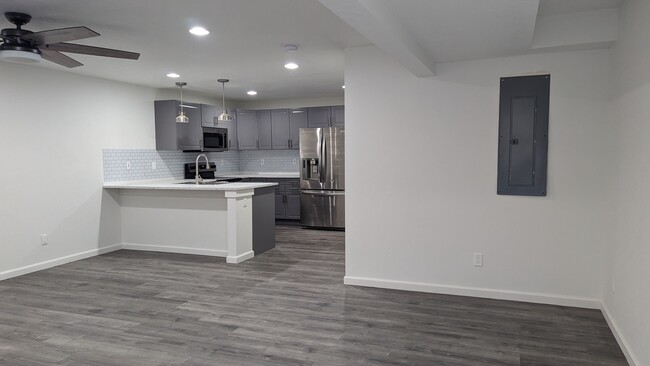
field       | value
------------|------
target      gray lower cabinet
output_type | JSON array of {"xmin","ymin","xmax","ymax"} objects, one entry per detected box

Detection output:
[
  {"xmin": 258, "ymin": 110, "xmax": 272, "ymax": 150},
  {"xmin": 155, "ymin": 100, "xmax": 202, "ymax": 151},
  {"xmin": 236, "ymin": 110, "xmax": 259, "ymax": 150},
  {"xmin": 266, "ymin": 178, "xmax": 300, "ymax": 220},
  {"xmin": 289, "ymin": 108, "xmax": 308, "ymax": 150},
  {"xmin": 275, "ymin": 194, "xmax": 286, "ymax": 218},
  {"xmin": 286, "ymin": 194, "xmax": 301, "ymax": 219},
  {"xmin": 271, "ymin": 109, "xmax": 291, "ymax": 150}
]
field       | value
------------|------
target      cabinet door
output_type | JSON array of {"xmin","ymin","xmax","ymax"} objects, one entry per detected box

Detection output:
[
  {"xmin": 155, "ymin": 100, "xmax": 179, "ymax": 151},
  {"xmin": 176, "ymin": 102, "xmax": 202, "ymax": 151},
  {"xmin": 236, "ymin": 110, "xmax": 259, "ymax": 150},
  {"xmin": 258, "ymin": 110, "xmax": 273, "ymax": 150},
  {"xmin": 289, "ymin": 108, "xmax": 308, "ymax": 150},
  {"xmin": 331, "ymin": 105, "xmax": 345, "ymax": 127},
  {"xmin": 308, "ymin": 106, "xmax": 331, "ymax": 128},
  {"xmin": 201, "ymin": 104, "xmax": 217, "ymax": 127},
  {"xmin": 275, "ymin": 194, "xmax": 286, "ymax": 219},
  {"xmin": 286, "ymin": 194, "xmax": 301, "ymax": 219},
  {"xmin": 271, "ymin": 109, "xmax": 291, "ymax": 150}
]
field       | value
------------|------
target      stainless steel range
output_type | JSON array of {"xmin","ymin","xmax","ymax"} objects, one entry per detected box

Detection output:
[{"xmin": 299, "ymin": 127, "xmax": 345, "ymax": 229}]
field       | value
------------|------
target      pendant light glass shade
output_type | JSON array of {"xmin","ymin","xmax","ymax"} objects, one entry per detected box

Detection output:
[
  {"xmin": 217, "ymin": 79, "xmax": 232, "ymax": 121},
  {"xmin": 175, "ymin": 82, "xmax": 189, "ymax": 123},
  {"xmin": 176, "ymin": 111, "xmax": 189, "ymax": 123}
]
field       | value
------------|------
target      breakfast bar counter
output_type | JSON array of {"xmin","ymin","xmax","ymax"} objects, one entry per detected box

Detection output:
[{"xmin": 103, "ymin": 179, "xmax": 278, "ymax": 263}]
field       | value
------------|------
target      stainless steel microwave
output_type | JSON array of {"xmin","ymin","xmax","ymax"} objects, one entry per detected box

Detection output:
[{"xmin": 202, "ymin": 127, "xmax": 228, "ymax": 152}]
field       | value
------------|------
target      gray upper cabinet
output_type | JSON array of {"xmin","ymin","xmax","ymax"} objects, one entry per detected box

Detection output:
[
  {"xmin": 308, "ymin": 106, "xmax": 332, "ymax": 128},
  {"xmin": 200, "ymin": 104, "xmax": 218, "ymax": 127},
  {"xmin": 236, "ymin": 110, "xmax": 259, "ymax": 150},
  {"xmin": 258, "ymin": 110, "xmax": 273, "ymax": 150},
  {"xmin": 232, "ymin": 105, "xmax": 343, "ymax": 151},
  {"xmin": 289, "ymin": 108, "xmax": 308, "ymax": 150},
  {"xmin": 331, "ymin": 105, "xmax": 345, "ymax": 127},
  {"xmin": 155, "ymin": 100, "xmax": 202, "ymax": 151},
  {"xmin": 307, "ymin": 106, "xmax": 344, "ymax": 128},
  {"xmin": 271, "ymin": 109, "xmax": 290, "ymax": 150}
]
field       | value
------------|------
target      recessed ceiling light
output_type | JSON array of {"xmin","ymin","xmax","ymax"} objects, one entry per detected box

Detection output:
[
  {"xmin": 189, "ymin": 27, "xmax": 210, "ymax": 36},
  {"xmin": 247, "ymin": 90, "xmax": 258, "ymax": 96},
  {"xmin": 166, "ymin": 73, "xmax": 180, "ymax": 78},
  {"xmin": 284, "ymin": 62, "xmax": 299, "ymax": 70},
  {"xmin": 342, "ymin": 85, "xmax": 345, "ymax": 89}
]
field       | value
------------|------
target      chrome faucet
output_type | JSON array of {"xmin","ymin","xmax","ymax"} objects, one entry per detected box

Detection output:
[{"xmin": 195, "ymin": 154, "xmax": 210, "ymax": 184}]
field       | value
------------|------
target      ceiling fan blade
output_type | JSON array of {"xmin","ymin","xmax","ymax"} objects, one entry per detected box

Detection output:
[
  {"xmin": 45, "ymin": 43, "xmax": 140, "ymax": 60},
  {"xmin": 21, "ymin": 26, "xmax": 99, "ymax": 46},
  {"xmin": 41, "ymin": 49, "xmax": 83, "ymax": 68}
]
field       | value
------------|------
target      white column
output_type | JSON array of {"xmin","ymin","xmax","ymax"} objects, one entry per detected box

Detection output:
[{"xmin": 225, "ymin": 189, "xmax": 255, "ymax": 264}]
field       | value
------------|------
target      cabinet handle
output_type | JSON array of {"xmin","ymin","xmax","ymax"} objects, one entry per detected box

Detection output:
[
  {"xmin": 257, "ymin": 139, "xmax": 259, "ymax": 149},
  {"xmin": 283, "ymin": 194, "xmax": 287, "ymax": 203},
  {"xmin": 288, "ymin": 139, "xmax": 291, "ymax": 149},
  {"xmin": 229, "ymin": 139, "xmax": 231, "ymax": 149}
]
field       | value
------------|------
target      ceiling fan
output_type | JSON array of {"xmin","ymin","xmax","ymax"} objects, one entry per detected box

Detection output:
[{"xmin": 0, "ymin": 12, "xmax": 140, "ymax": 68}]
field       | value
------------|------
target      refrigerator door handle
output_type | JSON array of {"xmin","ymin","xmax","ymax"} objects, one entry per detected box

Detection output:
[
  {"xmin": 302, "ymin": 190, "xmax": 345, "ymax": 196},
  {"xmin": 319, "ymin": 131, "xmax": 326, "ymax": 184}
]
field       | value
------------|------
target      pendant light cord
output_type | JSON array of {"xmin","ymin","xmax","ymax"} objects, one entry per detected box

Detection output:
[
  {"xmin": 180, "ymin": 86, "xmax": 184, "ymax": 115},
  {"xmin": 221, "ymin": 81, "xmax": 226, "ymax": 111}
]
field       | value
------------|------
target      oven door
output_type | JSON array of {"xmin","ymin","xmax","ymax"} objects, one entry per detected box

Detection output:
[{"xmin": 202, "ymin": 128, "xmax": 228, "ymax": 151}]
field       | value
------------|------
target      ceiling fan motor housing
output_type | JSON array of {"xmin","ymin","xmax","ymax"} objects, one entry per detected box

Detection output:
[{"xmin": 0, "ymin": 28, "xmax": 41, "ymax": 55}]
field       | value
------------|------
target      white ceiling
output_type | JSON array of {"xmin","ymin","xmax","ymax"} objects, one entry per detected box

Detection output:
[
  {"xmin": 1, "ymin": 0, "xmax": 626, "ymax": 96},
  {"xmin": 377, "ymin": 0, "xmax": 540, "ymax": 64},
  {"xmin": 0, "ymin": 0, "xmax": 369, "ymax": 100},
  {"xmin": 538, "ymin": 0, "xmax": 624, "ymax": 16},
  {"xmin": 320, "ymin": 0, "xmax": 624, "ymax": 77}
]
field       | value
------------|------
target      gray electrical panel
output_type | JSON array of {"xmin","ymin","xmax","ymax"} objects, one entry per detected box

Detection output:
[{"xmin": 497, "ymin": 75, "xmax": 550, "ymax": 196}]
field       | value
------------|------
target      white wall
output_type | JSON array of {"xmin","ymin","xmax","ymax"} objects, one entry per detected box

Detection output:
[
  {"xmin": 604, "ymin": 0, "xmax": 650, "ymax": 364},
  {"xmin": 0, "ymin": 62, "xmax": 157, "ymax": 278},
  {"xmin": 344, "ymin": 45, "xmax": 614, "ymax": 307}
]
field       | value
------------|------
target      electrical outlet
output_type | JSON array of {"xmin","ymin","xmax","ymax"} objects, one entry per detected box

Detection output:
[
  {"xmin": 126, "ymin": 161, "xmax": 132, "ymax": 170},
  {"xmin": 221, "ymin": 159, "xmax": 225, "ymax": 166},
  {"xmin": 473, "ymin": 253, "xmax": 483, "ymax": 267},
  {"xmin": 151, "ymin": 161, "xmax": 157, "ymax": 170},
  {"xmin": 261, "ymin": 158, "xmax": 264, "ymax": 166},
  {"xmin": 40, "ymin": 234, "xmax": 48, "ymax": 246}
]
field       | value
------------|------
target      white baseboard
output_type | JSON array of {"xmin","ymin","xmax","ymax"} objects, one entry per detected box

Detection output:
[
  {"xmin": 122, "ymin": 243, "xmax": 228, "ymax": 257},
  {"xmin": 343, "ymin": 276, "xmax": 601, "ymax": 309},
  {"xmin": 227, "ymin": 250, "xmax": 255, "ymax": 264},
  {"xmin": 0, "ymin": 244, "xmax": 122, "ymax": 282},
  {"xmin": 601, "ymin": 303, "xmax": 639, "ymax": 366}
]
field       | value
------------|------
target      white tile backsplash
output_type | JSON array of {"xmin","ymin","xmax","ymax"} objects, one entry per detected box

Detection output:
[{"xmin": 103, "ymin": 149, "xmax": 299, "ymax": 182}]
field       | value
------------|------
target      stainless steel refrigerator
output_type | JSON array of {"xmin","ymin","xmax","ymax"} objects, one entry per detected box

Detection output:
[{"xmin": 300, "ymin": 127, "xmax": 345, "ymax": 229}]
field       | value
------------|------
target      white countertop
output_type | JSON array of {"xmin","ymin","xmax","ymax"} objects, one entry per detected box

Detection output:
[
  {"xmin": 103, "ymin": 178, "xmax": 277, "ymax": 191},
  {"xmin": 218, "ymin": 172, "xmax": 300, "ymax": 179}
]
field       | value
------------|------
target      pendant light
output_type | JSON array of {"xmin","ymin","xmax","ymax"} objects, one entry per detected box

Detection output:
[
  {"xmin": 175, "ymin": 82, "xmax": 189, "ymax": 123},
  {"xmin": 217, "ymin": 79, "xmax": 233, "ymax": 121}
]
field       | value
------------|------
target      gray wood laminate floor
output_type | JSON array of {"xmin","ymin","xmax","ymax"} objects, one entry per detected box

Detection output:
[{"xmin": 0, "ymin": 226, "xmax": 626, "ymax": 365}]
